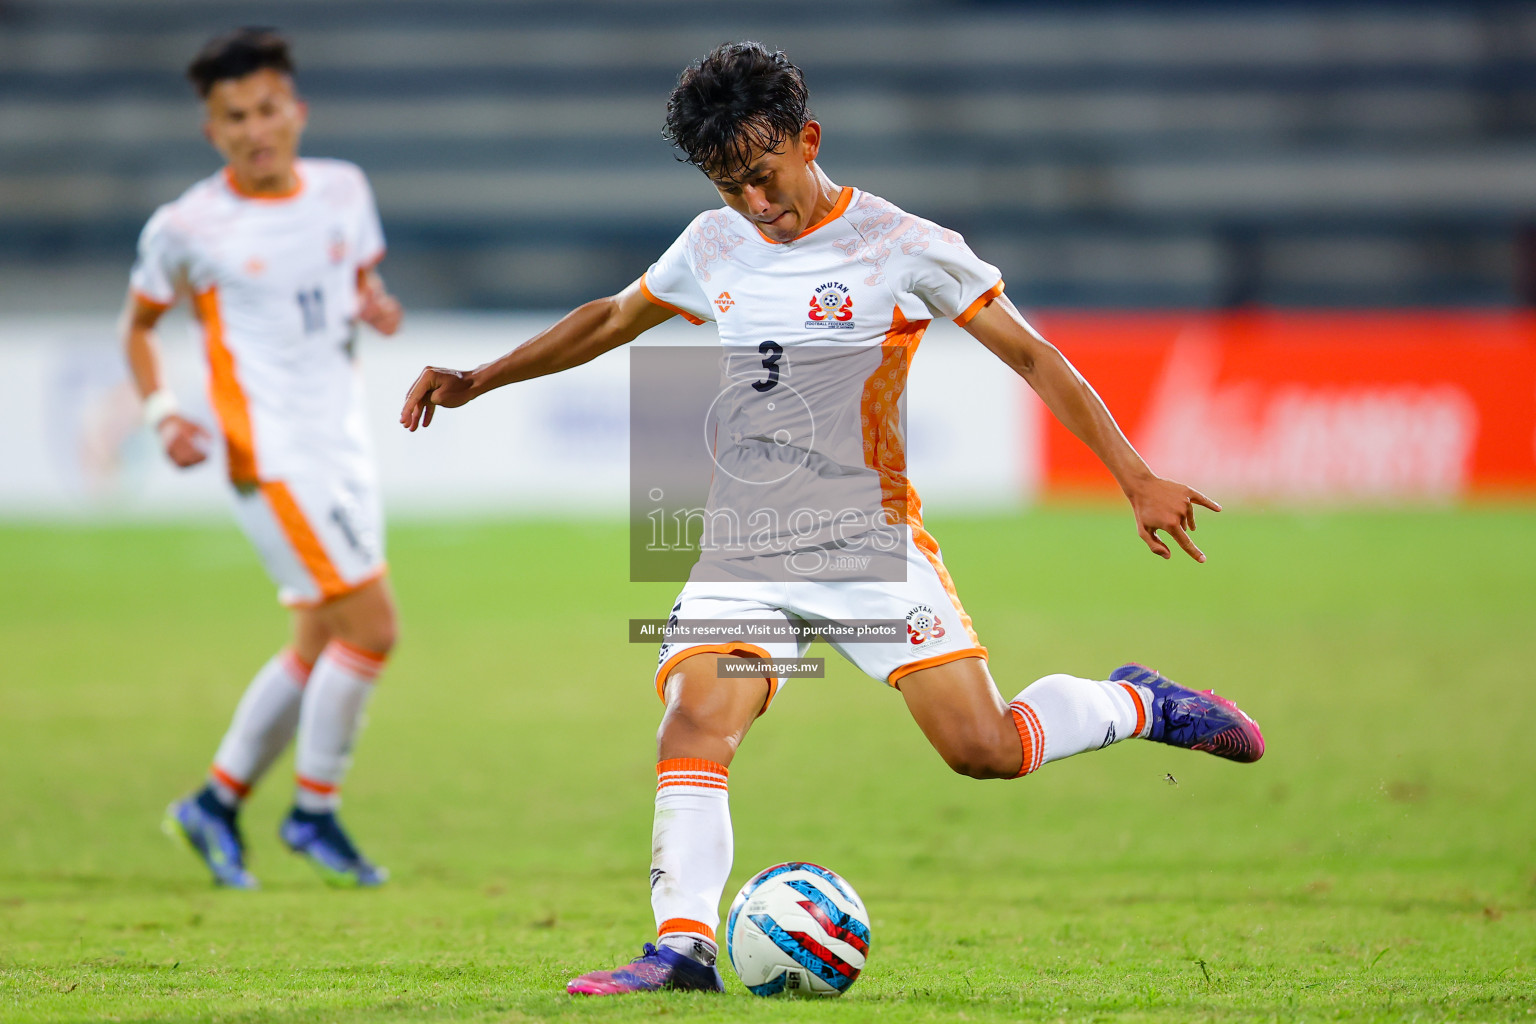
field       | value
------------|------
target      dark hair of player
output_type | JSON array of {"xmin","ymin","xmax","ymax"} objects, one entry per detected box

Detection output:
[
  {"xmin": 186, "ymin": 27, "xmax": 294, "ymax": 98},
  {"xmin": 663, "ymin": 41, "xmax": 811, "ymax": 184}
]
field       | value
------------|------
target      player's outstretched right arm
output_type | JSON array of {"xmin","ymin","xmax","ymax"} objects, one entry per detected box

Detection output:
[
  {"xmin": 399, "ymin": 277, "xmax": 673, "ymax": 431},
  {"xmin": 122, "ymin": 291, "xmax": 211, "ymax": 468}
]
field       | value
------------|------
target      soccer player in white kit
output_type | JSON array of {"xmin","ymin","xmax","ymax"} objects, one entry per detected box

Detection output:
[
  {"xmin": 401, "ymin": 43, "xmax": 1265, "ymax": 992},
  {"xmin": 126, "ymin": 29, "xmax": 401, "ymax": 888}
]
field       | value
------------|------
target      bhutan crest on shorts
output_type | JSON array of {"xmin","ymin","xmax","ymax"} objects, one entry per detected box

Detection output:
[
  {"xmin": 806, "ymin": 281, "xmax": 854, "ymax": 329},
  {"xmin": 906, "ymin": 604, "xmax": 946, "ymax": 646}
]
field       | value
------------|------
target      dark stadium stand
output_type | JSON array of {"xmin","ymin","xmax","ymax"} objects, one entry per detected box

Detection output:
[{"xmin": 2, "ymin": 0, "xmax": 1534, "ymax": 310}]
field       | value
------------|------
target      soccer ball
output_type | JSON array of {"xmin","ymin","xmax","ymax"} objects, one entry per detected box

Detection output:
[{"xmin": 726, "ymin": 862, "xmax": 870, "ymax": 997}]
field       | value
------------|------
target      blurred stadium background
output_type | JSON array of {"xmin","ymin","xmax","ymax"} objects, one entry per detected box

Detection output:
[
  {"xmin": 3, "ymin": 0, "xmax": 1536, "ymax": 515},
  {"xmin": 3, "ymin": 0, "xmax": 1535, "ymax": 520}
]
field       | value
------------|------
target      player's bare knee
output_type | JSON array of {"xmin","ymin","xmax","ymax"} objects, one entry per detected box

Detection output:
[
  {"xmin": 658, "ymin": 699, "xmax": 726, "ymax": 747},
  {"xmin": 331, "ymin": 607, "xmax": 396, "ymax": 658},
  {"xmin": 940, "ymin": 736, "xmax": 1020, "ymax": 780}
]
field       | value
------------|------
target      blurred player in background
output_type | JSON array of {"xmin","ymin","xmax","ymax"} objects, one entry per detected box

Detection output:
[
  {"xmin": 125, "ymin": 28, "xmax": 401, "ymax": 888},
  {"xmin": 401, "ymin": 42, "xmax": 1264, "ymax": 993}
]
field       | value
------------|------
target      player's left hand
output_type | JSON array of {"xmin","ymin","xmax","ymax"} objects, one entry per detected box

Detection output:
[
  {"xmin": 358, "ymin": 278, "xmax": 403, "ymax": 336},
  {"xmin": 1124, "ymin": 475, "xmax": 1221, "ymax": 562},
  {"xmin": 400, "ymin": 366, "xmax": 476, "ymax": 430}
]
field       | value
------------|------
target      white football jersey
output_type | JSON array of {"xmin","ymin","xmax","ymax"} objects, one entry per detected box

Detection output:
[
  {"xmin": 130, "ymin": 158, "xmax": 386, "ymax": 483},
  {"xmin": 641, "ymin": 186, "xmax": 1003, "ymax": 547}
]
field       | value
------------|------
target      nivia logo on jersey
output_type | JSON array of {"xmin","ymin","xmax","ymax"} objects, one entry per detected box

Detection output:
[{"xmin": 806, "ymin": 281, "xmax": 854, "ymax": 329}]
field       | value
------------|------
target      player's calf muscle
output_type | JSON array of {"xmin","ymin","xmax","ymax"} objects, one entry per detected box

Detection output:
[{"xmin": 933, "ymin": 725, "xmax": 1025, "ymax": 780}]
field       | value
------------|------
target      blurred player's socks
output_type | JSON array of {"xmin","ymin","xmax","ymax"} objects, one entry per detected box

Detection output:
[
  {"xmin": 292, "ymin": 640, "xmax": 387, "ymax": 812},
  {"xmin": 1009, "ymin": 674, "xmax": 1150, "ymax": 776},
  {"xmin": 205, "ymin": 648, "xmax": 312, "ymax": 807},
  {"xmin": 651, "ymin": 758, "xmax": 729, "ymax": 964}
]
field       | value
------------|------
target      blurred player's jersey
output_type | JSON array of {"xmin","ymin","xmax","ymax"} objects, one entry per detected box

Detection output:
[
  {"xmin": 641, "ymin": 187, "xmax": 1003, "ymax": 572},
  {"xmin": 130, "ymin": 158, "xmax": 388, "ymax": 606},
  {"xmin": 130, "ymin": 158, "xmax": 386, "ymax": 484}
]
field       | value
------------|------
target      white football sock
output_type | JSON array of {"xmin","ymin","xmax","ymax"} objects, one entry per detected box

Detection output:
[
  {"xmin": 651, "ymin": 758, "xmax": 731, "ymax": 962},
  {"xmin": 207, "ymin": 649, "xmax": 311, "ymax": 806},
  {"xmin": 1009, "ymin": 673, "xmax": 1149, "ymax": 776},
  {"xmin": 292, "ymin": 640, "xmax": 386, "ymax": 812}
]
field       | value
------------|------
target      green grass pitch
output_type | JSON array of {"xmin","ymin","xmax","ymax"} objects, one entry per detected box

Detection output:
[{"xmin": 2, "ymin": 508, "xmax": 1533, "ymax": 1022}]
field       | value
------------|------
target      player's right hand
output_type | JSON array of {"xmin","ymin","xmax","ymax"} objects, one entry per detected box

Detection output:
[
  {"xmin": 400, "ymin": 366, "xmax": 475, "ymax": 430},
  {"xmin": 158, "ymin": 414, "xmax": 211, "ymax": 468}
]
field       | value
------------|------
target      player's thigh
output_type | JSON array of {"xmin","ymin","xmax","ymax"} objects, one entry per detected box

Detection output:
[
  {"xmin": 653, "ymin": 584, "xmax": 802, "ymax": 713},
  {"xmin": 657, "ymin": 653, "xmax": 774, "ymax": 765},
  {"xmin": 899, "ymin": 656, "xmax": 1022, "ymax": 778}
]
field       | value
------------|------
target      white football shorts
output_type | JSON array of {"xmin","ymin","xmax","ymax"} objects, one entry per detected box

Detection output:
[
  {"xmin": 228, "ymin": 472, "xmax": 386, "ymax": 608},
  {"xmin": 653, "ymin": 528, "xmax": 987, "ymax": 712}
]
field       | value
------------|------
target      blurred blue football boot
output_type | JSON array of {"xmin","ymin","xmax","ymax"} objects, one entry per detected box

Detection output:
[
  {"xmin": 162, "ymin": 787, "xmax": 259, "ymax": 889},
  {"xmin": 279, "ymin": 808, "xmax": 388, "ymax": 887}
]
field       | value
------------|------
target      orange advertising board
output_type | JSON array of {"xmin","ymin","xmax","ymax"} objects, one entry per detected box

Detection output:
[{"xmin": 1028, "ymin": 311, "xmax": 1536, "ymax": 500}]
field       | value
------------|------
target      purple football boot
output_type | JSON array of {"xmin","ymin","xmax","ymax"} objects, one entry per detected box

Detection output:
[
  {"xmin": 1111, "ymin": 663, "xmax": 1265, "ymax": 763},
  {"xmin": 567, "ymin": 943, "xmax": 724, "ymax": 996}
]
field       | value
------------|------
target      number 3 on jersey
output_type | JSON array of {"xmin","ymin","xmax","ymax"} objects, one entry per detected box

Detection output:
[
  {"xmin": 752, "ymin": 340, "xmax": 783, "ymax": 393},
  {"xmin": 296, "ymin": 287, "xmax": 326, "ymax": 334}
]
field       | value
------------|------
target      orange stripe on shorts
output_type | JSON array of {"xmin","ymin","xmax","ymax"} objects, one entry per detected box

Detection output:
[{"xmin": 260, "ymin": 481, "xmax": 349, "ymax": 601}]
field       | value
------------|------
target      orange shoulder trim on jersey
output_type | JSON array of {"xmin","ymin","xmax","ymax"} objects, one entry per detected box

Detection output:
[
  {"xmin": 639, "ymin": 274, "xmax": 706, "ymax": 325},
  {"xmin": 130, "ymin": 289, "xmax": 173, "ymax": 313},
  {"xmin": 754, "ymin": 185, "xmax": 855, "ymax": 245},
  {"xmin": 193, "ymin": 287, "xmax": 259, "ymax": 484},
  {"xmin": 955, "ymin": 280, "xmax": 1005, "ymax": 327},
  {"xmin": 224, "ymin": 165, "xmax": 304, "ymax": 201}
]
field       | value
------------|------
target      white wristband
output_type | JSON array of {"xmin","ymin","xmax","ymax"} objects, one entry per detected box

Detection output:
[{"xmin": 142, "ymin": 389, "xmax": 180, "ymax": 429}]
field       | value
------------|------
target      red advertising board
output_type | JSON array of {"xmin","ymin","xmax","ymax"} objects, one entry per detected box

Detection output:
[{"xmin": 1028, "ymin": 311, "xmax": 1536, "ymax": 500}]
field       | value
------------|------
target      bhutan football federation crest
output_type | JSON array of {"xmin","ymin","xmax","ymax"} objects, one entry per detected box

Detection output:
[
  {"xmin": 806, "ymin": 281, "xmax": 854, "ymax": 329},
  {"xmin": 906, "ymin": 604, "xmax": 946, "ymax": 646}
]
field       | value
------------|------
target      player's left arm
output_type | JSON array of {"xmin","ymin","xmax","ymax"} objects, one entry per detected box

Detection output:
[
  {"xmin": 962, "ymin": 292, "xmax": 1220, "ymax": 562},
  {"xmin": 357, "ymin": 265, "xmax": 403, "ymax": 336}
]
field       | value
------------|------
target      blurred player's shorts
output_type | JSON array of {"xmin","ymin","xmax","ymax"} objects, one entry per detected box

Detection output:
[{"xmin": 228, "ymin": 473, "xmax": 386, "ymax": 607}]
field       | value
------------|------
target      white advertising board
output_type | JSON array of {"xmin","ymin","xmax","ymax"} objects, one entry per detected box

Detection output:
[{"xmin": 0, "ymin": 313, "xmax": 1034, "ymax": 521}]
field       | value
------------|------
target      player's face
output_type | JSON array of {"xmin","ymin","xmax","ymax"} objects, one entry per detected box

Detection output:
[
  {"xmin": 708, "ymin": 121, "xmax": 825, "ymax": 242},
  {"xmin": 204, "ymin": 69, "xmax": 307, "ymax": 191}
]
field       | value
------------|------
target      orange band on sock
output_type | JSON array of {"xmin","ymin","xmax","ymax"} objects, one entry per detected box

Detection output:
[
  {"xmin": 1120, "ymin": 682, "xmax": 1147, "ymax": 737},
  {"xmin": 209, "ymin": 763, "xmax": 251, "ymax": 798},
  {"xmin": 658, "ymin": 918, "xmax": 716, "ymax": 942},
  {"xmin": 295, "ymin": 774, "xmax": 337, "ymax": 795},
  {"xmin": 281, "ymin": 648, "xmax": 314, "ymax": 684},
  {"xmin": 1009, "ymin": 702, "xmax": 1045, "ymax": 777},
  {"xmin": 657, "ymin": 758, "xmax": 729, "ymax": 791},
  {"xmin": 325, "ymin": 639, "xmax": 388, "ymax": 680},
  {"xmin": 657, "ymin": 758, "xmax": 729, "ymax": 778}
]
